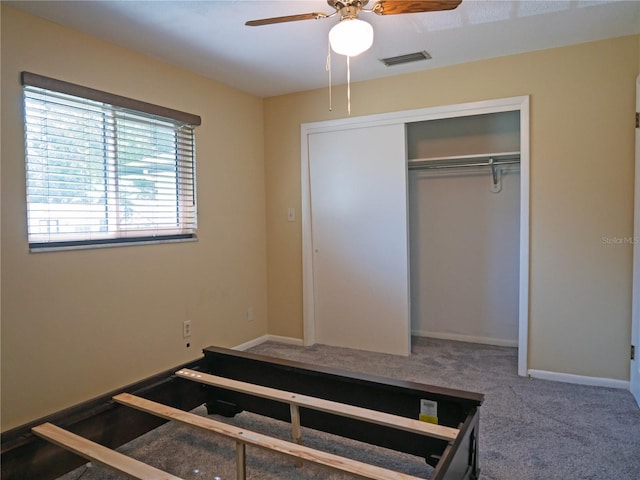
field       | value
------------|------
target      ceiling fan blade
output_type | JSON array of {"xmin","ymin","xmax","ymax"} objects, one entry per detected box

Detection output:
[
  {"xmin": 245, "ymin": 12, "xmax": 327, "ymax": 26},
  {"xmin": 372, "ymin": 0, "xmax": 462, "ymax": 16}
]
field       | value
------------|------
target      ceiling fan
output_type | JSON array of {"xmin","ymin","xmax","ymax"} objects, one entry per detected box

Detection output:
[
  {"xmin": 246, "ymin": 1, "xmax": 463, "ymax": 56},
  {"xmin": 247, "ymin": 1, "xmax": 462, "ymax": 114}
]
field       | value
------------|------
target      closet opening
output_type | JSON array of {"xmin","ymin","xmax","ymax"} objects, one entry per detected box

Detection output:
[{"xmin": 407, "ymin": 111, "xmax": 522, "ymax": 353}]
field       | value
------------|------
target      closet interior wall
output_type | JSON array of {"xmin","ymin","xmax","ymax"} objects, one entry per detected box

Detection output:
[{"xmin": 408, "ymin": 112, "xmax": 521, "ymax": 347}]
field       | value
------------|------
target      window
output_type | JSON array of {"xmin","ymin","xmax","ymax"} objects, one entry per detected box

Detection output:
[{"xmin": 21, "ymin": 72, "xmax": 201, "ymax": 250}]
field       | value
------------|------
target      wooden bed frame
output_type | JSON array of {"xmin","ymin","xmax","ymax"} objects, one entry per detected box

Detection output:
[{"xmin": 1, "ymin": 346, "xmax": 484, "ymax": 480}]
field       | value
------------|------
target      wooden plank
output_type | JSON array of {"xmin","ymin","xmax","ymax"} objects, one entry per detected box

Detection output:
[
  {"xmin": 114, "ymin": 393, "xmax": 425, "ymax": 480},
  {"xmin": 176, "ymin": 368, "xmax": 459, "ymax": 442},
  {"xmin": 236, "ymin": 441, "xmax": 246, "ymax": 480},
  {"xmin": 290, "ymin": 404, "xmax": 304, "ymax": 468},
  {"xmin": 31, "ymin": 423, "xmax": 184, "ymax": 480},
  {"xmin": 290, "ymin": 404, "xmax": 302, "ymax": 443}
]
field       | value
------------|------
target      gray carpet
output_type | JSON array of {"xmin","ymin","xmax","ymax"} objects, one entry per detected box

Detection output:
[{"xmin": 58, "ymin": 338, "xmax": 640, "ymax": 480}]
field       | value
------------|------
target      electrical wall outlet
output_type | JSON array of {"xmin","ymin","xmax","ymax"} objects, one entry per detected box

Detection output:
[
  {"xmin": 183, "ymin": 320, "xmax": 192, "ymax": 338},
  {"xmin": 246, "ymin": 307, "xmax": 254, "ymax": 322}
]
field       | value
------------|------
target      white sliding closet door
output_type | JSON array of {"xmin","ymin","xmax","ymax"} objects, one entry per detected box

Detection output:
[{"xmin": 308, "ymin": 124, "xmax": 411, "ymax": 356}]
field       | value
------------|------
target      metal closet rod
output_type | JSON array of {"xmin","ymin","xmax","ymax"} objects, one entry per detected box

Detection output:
[{"xmin": 407, "ymin": 152, "xmax": 521, "ymax": 171}]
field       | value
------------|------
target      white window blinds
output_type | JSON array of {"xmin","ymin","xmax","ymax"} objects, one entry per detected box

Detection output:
[{"xmin": 21, "ymin": 72, "xmax": 201, "ymax": 250}]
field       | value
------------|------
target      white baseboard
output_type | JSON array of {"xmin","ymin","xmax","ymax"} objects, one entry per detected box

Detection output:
[
  {"xmin": 527, "ymin": 369, "xmax": 630, "ymax": 390},
  {"xmin": 265, "ymin": 335, "xmax": 305, "ymax": 346},
  {"xmin": 233, "ymin": 334, "xmax": 304, "ymax": 351},
  {"xmin": 413, "ymin": 330, "xmax": 518, "ymax": 348},
  {"xmin": 232, "ymin": 335, "xmax": 269, "ymax": 351}
]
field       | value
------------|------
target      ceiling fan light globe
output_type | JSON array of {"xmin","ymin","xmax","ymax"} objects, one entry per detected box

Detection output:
[{"xmin": 329, "ymin": 18, "xmax": 374, "ymax": 57}]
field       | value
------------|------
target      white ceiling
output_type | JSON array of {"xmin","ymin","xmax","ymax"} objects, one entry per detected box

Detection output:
[{"xmin": 7, "ymin": 0, "xmax": 640, "ymax": 98}]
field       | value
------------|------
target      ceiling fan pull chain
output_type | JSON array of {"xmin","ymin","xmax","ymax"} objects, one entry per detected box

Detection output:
[
  {"xmin": 347, "ymin": 55, "xmax": 351, "ymax": 116},
  {"xmin": 326, "ymin": 37, "xmax": 332, "ymax": 111}
]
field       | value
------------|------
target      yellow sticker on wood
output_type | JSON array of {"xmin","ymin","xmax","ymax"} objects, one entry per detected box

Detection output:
[{"xmin": 419, "ymin": 413, "xmax": 439, "ymax": 424}]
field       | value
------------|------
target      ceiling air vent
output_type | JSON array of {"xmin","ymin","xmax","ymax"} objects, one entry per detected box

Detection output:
[{"xmin": 380, "ymin": 51, "xmax": 432, "ymax": 67}]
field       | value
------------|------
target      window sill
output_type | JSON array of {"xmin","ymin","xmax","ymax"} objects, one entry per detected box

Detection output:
[{"xmin": 29, "ymin": 235, "xmax": 198, "ymax": 253}]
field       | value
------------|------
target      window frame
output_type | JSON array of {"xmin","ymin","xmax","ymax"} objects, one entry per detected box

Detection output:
[{"xmin": 21, "ymin": 72, "xmax": 201, "ymax": 252}]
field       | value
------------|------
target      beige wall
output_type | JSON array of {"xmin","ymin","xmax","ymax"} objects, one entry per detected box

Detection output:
[
  {"xmin": 1, "ymin": 6, "xmax": 267, "ymax": 430},
  {"xmin": 265, "ymin": 35, "xmax": 640, "ymax": 381}
]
